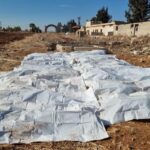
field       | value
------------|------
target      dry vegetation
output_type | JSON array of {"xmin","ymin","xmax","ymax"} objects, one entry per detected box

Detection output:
[
  {"xmin": 0, "ymin": 32, "xmax": 33, "ymax": 45},
  {"xmin": 0, "ymin": 32, "xmax": 150, "ymax": 150},
  {"xmin": 79, "ymin": 35, "xmax": 150, "ymax": 67}
]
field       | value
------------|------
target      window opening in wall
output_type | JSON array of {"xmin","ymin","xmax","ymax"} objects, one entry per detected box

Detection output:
[
  {"xmin": 131, "ymin": 24, "xmax": 134, "ymax": 28},
  {"xmin": 135, "ymin": 24, "xmax": 139, "ymax": 31},
  {"xmin": 116, "ymin": 26, "xmax": 118, "ymax": 31}
]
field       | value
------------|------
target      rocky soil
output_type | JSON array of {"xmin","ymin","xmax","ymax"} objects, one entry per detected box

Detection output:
[
  {"xmin": 0, "ymin": 33, "xmax": 76, "ymax": 71},
  {"xmin": 80, "ymin": 35, "xmax": 150, "ymax": 68},
  {"xmin": 0, "ymin": 32, "xmax": 150, "ymax": 150}
]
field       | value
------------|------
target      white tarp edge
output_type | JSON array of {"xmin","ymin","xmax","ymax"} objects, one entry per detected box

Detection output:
[{"xmin": 0, "ymin": 50, "xmax": 150, "ymax": 143}]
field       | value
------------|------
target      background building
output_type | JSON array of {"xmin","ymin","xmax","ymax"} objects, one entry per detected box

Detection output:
[
  {"xmin": 85, "ymin": 21, "xmax": 125, "ymax": 36},
  {"xmin": 82, "ymin": 21, "xmax": 150, "ymax": 37}
]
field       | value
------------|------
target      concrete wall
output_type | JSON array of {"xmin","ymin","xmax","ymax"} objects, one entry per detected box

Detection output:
[
  {"xmin": 86, "ymin": 22, "xmax": 115, "ymax": 36},
  {"xmin": 114, "ymin": 22, "xmax": 150, "ymax": 36},
  {"xmin": 136, "ymin": 22, "xmax": 150, "ymax": 36},
  {"xmin": 114, "ymin": 24, "xmax": 133, "ymax": 36},
  {"xmin": 85, "ymin": 21, "xmax": 150, "ymax": 37},
  {"xmin": 76, "ymin": 27, "xmax": 86, "ymax": 37}
]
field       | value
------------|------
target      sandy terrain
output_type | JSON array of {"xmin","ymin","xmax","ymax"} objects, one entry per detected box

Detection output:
[{"xmin": 0, "ymin": 32, "xmax": 149, "ymax": 150}]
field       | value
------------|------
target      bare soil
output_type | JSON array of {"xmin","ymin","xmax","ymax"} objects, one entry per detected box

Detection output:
[{"xmin": 0, "ymin": 33, "xmax": 150, "ymax": 150}]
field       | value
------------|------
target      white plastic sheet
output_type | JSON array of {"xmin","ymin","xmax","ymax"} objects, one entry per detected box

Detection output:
[{"xmin": 0, "ymin": 50, "xmax": 150, "ymax": 143}]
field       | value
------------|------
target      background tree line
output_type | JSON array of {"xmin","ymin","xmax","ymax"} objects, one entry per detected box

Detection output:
[
  {"xmin": 2, "ymin": 26, "xmax": 22, "ymax": 32},
  {"xmin": 29, "ymin": 19, "xmax": 78, "ymax": 33},
  {"xmin": 91, "ymin": 0, "xmax": 150, "ymax": 23},
  {"xmin": 1, "ymin": 0, "xmax": 150, "ymax": 33},
  {"xmin": 29, "ymin": 23, "xmax": 42, "ymax": 33},
  {"xmin": 56, "ymin": 19, "xmax": 78, "ymax": 33}
]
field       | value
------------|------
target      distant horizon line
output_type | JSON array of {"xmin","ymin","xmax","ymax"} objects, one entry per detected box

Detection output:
[{"xmin": 0, "ymin": 19, "xmax": 127, "ymax": 29}]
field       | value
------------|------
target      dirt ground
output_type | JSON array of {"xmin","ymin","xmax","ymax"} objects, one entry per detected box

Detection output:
[
  {"xmin": 0, "ymin": 32, "xmax": 33, "ymax": 45},
  {"xmin": 0, "ymin": 32, "xmax": 76, "ymax": 71},
  {"xmin": 0, "ymin": 32, "xmax": 150, "ymax": 150}
]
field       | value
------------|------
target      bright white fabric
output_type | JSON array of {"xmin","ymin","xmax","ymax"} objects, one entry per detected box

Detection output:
[{"xmin": 0, "ymin": 50, "xmax": 149, "ymax": 143}]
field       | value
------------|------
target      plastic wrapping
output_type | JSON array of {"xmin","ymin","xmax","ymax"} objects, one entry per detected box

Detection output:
[{"xmin": 0, "ymin": 50, "xmax": 149, "ymax": 143}]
